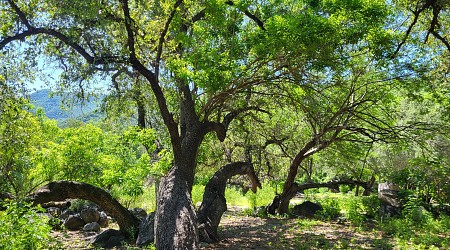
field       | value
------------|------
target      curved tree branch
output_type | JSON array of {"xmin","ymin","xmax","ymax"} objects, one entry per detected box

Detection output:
[
  {"xmin": 197, "ymin": 162, "xmax": 261, "ymax": 242},
  {"xmin": 29, "ymin": 181, "xmax": 140, "ymax": 238}
]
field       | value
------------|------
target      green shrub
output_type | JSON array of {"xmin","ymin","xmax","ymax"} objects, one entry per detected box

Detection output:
[
  {"xmin": 225, "ymin": 186, "xmax": 249, "ymax": 207},
  {"xmin": 339, "ymin": 185, "xmax": 351, "ymax": 193},
  {"xmin": 346, "ymin": 198, "xmax": 365, "ymax": 225},
  {"xmin": 316, "ymin": 198, "xmax": 340, "ymax": 220},
  {"xmin": 245, "ymin": 182, "xmax": 276, "ymax": 208},
  {"xmin": 439, "ymin": 214, "xmax": 450, "ymax": 230},
  {"xmin": 402, "ymin": 197, "xmax": 433, "ymax": 228},
  {"xmin": 0, "ymin": 201, "xmax": 58, "ymax": 249},
  {"xmin": 360, "ymin": 195, "xmax": 380, "ymax": 219},
  {"xmin": 191, "ymin": 184, "xmax": 205, "ymax": 205}
]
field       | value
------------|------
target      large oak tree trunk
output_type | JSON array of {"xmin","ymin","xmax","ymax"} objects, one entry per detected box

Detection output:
[
  {"xmin": 154, "ymin": 167, "xmax": 199, "ymax": 250},
  {"xmin": 197, "ymin": 162, "xmax": 261, "ymax": 243},
  {"xmin": 29, "ymin": 181, "xmax": 140, "ymax": 238}
]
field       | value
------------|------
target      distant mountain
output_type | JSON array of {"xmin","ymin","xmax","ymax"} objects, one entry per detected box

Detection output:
[{"xmin": 30, "ymin": 89, "xmax": 103, "ymax": 123}]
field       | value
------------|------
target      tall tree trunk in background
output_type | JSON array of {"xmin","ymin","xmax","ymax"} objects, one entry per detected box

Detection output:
[{"xmin": 267, "ymin": 140, "xmax": 315, "ymax": 215}]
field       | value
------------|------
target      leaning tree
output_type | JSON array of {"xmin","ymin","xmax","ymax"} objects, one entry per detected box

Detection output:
[{"xmin": 0, "ymin": 0, "xmax": 396, "ymax": 248}]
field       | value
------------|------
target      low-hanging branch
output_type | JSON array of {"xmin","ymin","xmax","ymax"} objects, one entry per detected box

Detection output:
[
  {"xmin": 28, "ymin": 181, "xmax": 140, "ymax": 238},
  {"xmin": 290, "ymin": 179, "xmax": 374, "ymax": 194}
]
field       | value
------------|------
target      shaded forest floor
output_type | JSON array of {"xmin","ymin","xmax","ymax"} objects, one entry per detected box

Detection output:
[
  {"xmin": 200, "ymin": 207, "xmax": 393, "ymax": 250},
  {"xmin": 55, "ymin": 206, "xmax": 395, "ymax": 249}
]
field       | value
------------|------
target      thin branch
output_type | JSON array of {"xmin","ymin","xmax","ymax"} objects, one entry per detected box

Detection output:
[
  {"xmin": 393, "ymin": 3, "xmax": 428, "ymax": 56},
  {"xmin": 120, "ymin": 0, "xmax": 181, "ymax": 155},
  {"xmin": 155, "ymin": 0, "xmax": 183, "ymax": 76},
  {"xmin": 6, "ymin": 0, "xmax": 32, "ymax": 29},
  {"xmin": 225, "ymin": 1, "xmax": 266, "ymax": 31}
]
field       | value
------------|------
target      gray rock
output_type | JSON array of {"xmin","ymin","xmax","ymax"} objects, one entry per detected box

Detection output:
[
  {"xmin": 291, "ymin": 201, "xmax": 323, "ymax": 218},
  {"xmin": 81, "ymin": 208, "xmax": 100, "ymax": 224},
  {"xmin": 64, "ymin": 215, "xmax": 85, "ymax": 230},
  {"xmin": 83, "ymin": 222, "xmax": 100, "ymax": 232},
  {"xmin": 98, "ymin": 211, "xmax": 109, "ymax": 228},
  {"xmin": 91, "ymin": 229, "xmax": 125, "ymax": 248},
  {"xmin": 45, "ymin": 207, "xmax": 61, "ymax": 217},
  {"xmin": 378, "ymin": 182, "xmax": 402, "ymax": 217},
  {"xmin": 59, "ymin": 209, "xmax": 75, "ymax": 220},
  {"xmin": 136, "ymin": 212, "xmax": 155, "ymax": 246},
  {"xmin": 129, "ymin": 208, "xmax": 147, "ymax": 221}
]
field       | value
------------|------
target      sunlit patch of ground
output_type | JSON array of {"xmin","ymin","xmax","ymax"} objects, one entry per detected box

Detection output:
[{"xmin": 201, "ymin": 208, "xmax": 393, "ymax": 250}]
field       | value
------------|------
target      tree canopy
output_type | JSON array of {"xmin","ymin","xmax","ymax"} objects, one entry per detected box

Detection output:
[{"xmin": 1, "ymin": 0, "xmax": 450, "ymax": 249}]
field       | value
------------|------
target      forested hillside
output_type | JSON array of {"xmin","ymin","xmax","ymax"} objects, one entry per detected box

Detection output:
[{"xmin": 30, "ymin": 89, "xmax": 101, "ymax": 124}]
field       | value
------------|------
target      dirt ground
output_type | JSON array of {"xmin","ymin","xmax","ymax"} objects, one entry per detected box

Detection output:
[
  {"xmin": 200, "ymin": 208, "xmax": 392, "ymax": 250},
  {"xmin": 54, "ymin": 208, "xmax": 393, "ymax": 249}
]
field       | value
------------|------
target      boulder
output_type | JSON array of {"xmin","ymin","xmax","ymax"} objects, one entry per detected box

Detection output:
[
  {"xmin": 98, "ymin": 211, "xmax": 109, "ymax": 228},
  {"xmin": 129, "ymin": 208, "xmax": 147, "ymax": 221},
  {"xmin": 64, "ymin": 215, "xmax": 85, "ymax": 230},
  {"xmin": 91, "ymin": 229, "xmax": 125, "ymax": 248},
  {"xmin": 81, "ymin": 208, "xmax": 100, "ymax": 224},
  {"xmin": 378, "ymin": 182, "xmax": 402, "ymax": 217},
  {"xmin": 136, "ymin": 212, "xmax": 155, "ymax": 247},
  {"xmin": 291, "ymin": 201, "xmax": 323, "ymax": 218},
  {"xmin": 83, "ymin": 222, "xmax": 101, "ymax": 232}
]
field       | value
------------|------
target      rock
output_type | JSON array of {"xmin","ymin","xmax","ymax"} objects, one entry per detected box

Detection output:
[
  {"xmin": 291, "ymin": 201, "xmax": 323, "ymax": 218},
  {"xmin": 378, "ymin": 182, "xmax": 402, "ymax": 217},
  {"xmin": 136, "ymin": 212, "xmax": 155, "ymax": 247},
  {"xmin": 64, "ymin": 215, "xmax": 85, "ymax": 230},
  {"xmin": 81, "ymin": 208, "xmax": 100, "ymax": 224},
  {"xmin": 83, "ymin": 222, "xmax": 101, "ymax": 232},
  {"xmin": 60, "ymin": 209, "xmax": 75, "ymax": 220},
  {"xmin": 45, "ymin": 207, "xmax": 61, "ymax": 217},
  {"xmin": 105, "ymin": 236, "xmax": 126, "ymax": 248},
  {"xmin": 129, "ymin": 208, "xmax": 147, "ymax": 221},
  {"xmin": 98, "ymin": 211, "xmax": 109, "ymax": 228},
  {"xmin": 91, "ymin": 229, "xmax": 125, "ymax": 248}
]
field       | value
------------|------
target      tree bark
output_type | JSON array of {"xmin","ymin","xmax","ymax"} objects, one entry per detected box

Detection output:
[
  {"xmin": 154, "ymin": 167, "xmax": 199, "ymax": 250},
  {"xmin": 197, "ymin": 162, "xmax": 261, "ymax": 243},
  {"xmin": 267, "ymin": 179, "xmax": 374, "ymax": 215},
  {"xmin": 29, "ymin": 181, "xmax": 140, "ymax": 238}
]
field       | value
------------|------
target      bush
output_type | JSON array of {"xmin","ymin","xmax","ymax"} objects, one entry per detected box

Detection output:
[
  {"xmin": 316, "ymin": 198, "xmax": 340, "ymax": 220},
  {"xmin": 360, "ymin": 195, "xmax": 380, "ymax": 219},
  {"xmin": 0, "ymin": 201, "xmax": 58, "ymax": 249},
  {"xmin": 402, "ymin": 196, "xmax": 433, "ymax": 227},
  {"xmin": 341, "ymin": 195, "xmax": 380, "ymax": 225},
  {"xmin": 191, "ymin": 184, "xmax": 205, "ymax": 205},
  {"xmin": 346, "ymin": 198, "xmax": 365, "ymax": 225}
]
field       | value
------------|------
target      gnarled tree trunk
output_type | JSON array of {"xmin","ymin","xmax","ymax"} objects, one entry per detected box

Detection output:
[
  {"xmin": 154, "ymin": 167, "xmax": 199, "ymax": 250},
  {"xmin": 197, "ymin": 162, "xmax": 261, "ymax": 243},
  {"xmin": 29, "ymin": 181, "xmax": 140, "ymax": 238}
]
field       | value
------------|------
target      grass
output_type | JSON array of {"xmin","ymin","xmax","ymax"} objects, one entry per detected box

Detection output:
[{"xmin": 104, "ymin": 182, "xmax": 450, "ymax": 249}]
